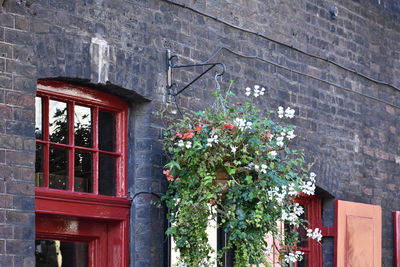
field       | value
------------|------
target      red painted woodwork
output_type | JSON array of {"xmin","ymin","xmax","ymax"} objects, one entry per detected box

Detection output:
[
  {"xmin": 394, "ymin": 211, "xmax": 400, "ymax": 267},
  {"xmin": 335, "ymin": 200, "xmax": 381, "ymax": 267},
  {"xmin": 36, "ymin": 80, "xmax": 129, "ymax": 197},
  {"xmin": 294, "ymin": 195, "xmax": 323, "ymax": 267},
  {"xmin": 35, "ymin": 81, "xmax": 131, "ymax": 267}
]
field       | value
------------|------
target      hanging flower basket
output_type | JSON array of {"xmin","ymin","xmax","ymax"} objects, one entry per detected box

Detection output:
[{"xmin": 161, "ymin": 84, "xmax": 322, "ymax": 267}]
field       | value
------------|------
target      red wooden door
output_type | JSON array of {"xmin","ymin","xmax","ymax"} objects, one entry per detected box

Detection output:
[
  {"xmin": 394, "ymin": 211, "xmax": 400, "ymax": 267},
  {"xmin": 335, "ymin": 200, "xmax": 381, "ymax": 267}
]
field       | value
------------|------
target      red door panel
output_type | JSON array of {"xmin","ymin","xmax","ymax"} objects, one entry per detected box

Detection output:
[
  {"xmin": 394, "ymin": 211, "xmax": 400, "ymax": 267},
  {"xmin": 335, "ymin": 200, "xmax": 381, "ymax": 267}
]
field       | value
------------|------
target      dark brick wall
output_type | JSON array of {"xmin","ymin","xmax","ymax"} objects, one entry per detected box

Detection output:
[{"xmin": 0, "ymin": 0, "xmax": 399, "ymax": 266}]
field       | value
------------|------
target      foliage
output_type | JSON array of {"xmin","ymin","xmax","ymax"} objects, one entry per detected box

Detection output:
[{"xmin": 162, "ymin": 84, "xmax": 321, "ymax": 266}]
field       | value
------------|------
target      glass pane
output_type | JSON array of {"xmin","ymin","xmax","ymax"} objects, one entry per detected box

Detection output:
[
  {"xmin": 49, "ymin": 147, "xmax": 68, "ymax": 190},
  {"xmin": 298, "ymin": 205, "xmax": 308, "ymax": 248},
  {"xmin": 98, "ymin": 110, "xmax": 115, "ymax": 151},
  {"xmin": 35, "ymin": 240, "xmax": 88, "ymax": 267},
  {"xmin": 74, "ymin": 105, "xmax": 92, "ymax": 147},
  {"xmin": 75, "ymin": 150, "xmax": 92, "ymax": 193},
  {"xmin": 99, "ymin": 153, "xmax": 116, "ymax": 196},
  {"xmin": 297, "ymin": 253, "xmax": 308, "ymax": 267},
  {"xmin": 35, "ymin": 143, "xmax": 44, "ymax": 187},
  {"xmin": 49, "ymin": 100, "xmax": 68, "ymax": 144},
  {"xmin": 35, "ymin": 97, "xmax": 43, "ymax": 139}
]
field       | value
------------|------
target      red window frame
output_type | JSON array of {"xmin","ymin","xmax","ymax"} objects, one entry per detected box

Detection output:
[
  {"xmin": 294, "ymin": 195, "xmax": 323, "ymax": 267},
  {"xmin": 35, "ymin": 80, "xmax": 131, "ymax": 267}
]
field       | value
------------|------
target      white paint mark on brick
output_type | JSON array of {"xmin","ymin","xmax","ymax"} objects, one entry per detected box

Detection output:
[
  {"xmin": 395, "ymin": 155, "xmax": 400, "ymax": 165},
  {"xmin": 90, "ymin": 37, "xmax": 109, "ymax": 83},
  {"xmin": 354, "ymin": 134, "xmax": 360, "ymax": 153}
]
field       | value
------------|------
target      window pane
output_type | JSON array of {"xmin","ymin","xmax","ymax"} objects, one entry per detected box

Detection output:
[
  {"xmin": 99, "ymin": 154, "xmax": 116, "ymax": 196},
  {"xmin": 49, "ymin": 100, "xmax": 68, "ymax": 144},
  {"xmin": 49, "ymin": 147, "xmax": 68, "ymax": 190},
  {"xmin": 74, "ymin": 150, "xmax": 92, "ymax": 193},
  {"xmin": 35, "ymin": 240, "xmax": 88, "ymax": 267},
  {"xmin": 98, "ymin": 110, "xmax": 115, "ymax": 151},
  {"xmin": 297, "ymin": 253, "xmax": 308, "ymax": 267},
  {"xmin": 74, "ymin": 105, "xmax": 92, "ymax": 147},
  {"xmin": 35, "ymin": 144, "xmax": 44, "ymax": 187},
  {"xmin": 35, "ymin": 97, "xmax": 43, "ymax": 139},
  {"xmin": 297, "ymin": 205, "xmax": 308, "ymax": 248}
]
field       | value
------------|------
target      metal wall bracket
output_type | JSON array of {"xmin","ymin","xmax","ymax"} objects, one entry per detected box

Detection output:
[{"xmin": 166, "ymin": 49, "xmax": 225, "ymax": 96}]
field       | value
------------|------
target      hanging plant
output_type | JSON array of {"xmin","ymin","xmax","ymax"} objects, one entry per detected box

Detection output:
[{"xmin": 162, "ymin": 83, "xmax": 322, "ymax": 266}]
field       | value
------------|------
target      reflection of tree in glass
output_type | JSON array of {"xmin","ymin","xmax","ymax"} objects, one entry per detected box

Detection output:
[
  {"xmin": 75, "ymin": 112, "xmax": 91, "ymax": 147},
  {"xmin": 49, "ymin": 106, "xmax": 68, "ymax": 144},
  {"xmin": 48, "ymin": 104, "xmax": 92, "ymax": 191}
]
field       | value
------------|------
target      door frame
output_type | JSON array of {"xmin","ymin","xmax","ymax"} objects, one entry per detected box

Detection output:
[{"xmin": 36, "ymin": 190, "xmax": 131, "ymax": 267}]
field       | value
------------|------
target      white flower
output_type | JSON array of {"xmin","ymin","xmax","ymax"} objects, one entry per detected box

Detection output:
[
  {"xmin": 284, "ymin": 251, "xmax": 304, "ymax": 263},
  {"xmin": 286, "ymin": 130, "xmax": 296, "ymax": 140},
  {"xmin": 234, "ymin": 118, "xmax": 252, "ymax": 131},
  {"xmin": 310, "ymin": 172, "xmax": 316, "ymax": 181},
  {"xmin": 278, "ymin": 106, "xmax": 284, "ymax": 118},
  {"xmin": 254, "ymin": 164, "xmax": 260, "ymax": 171},
  {"xmin": 268, "ymin": 150, "xmax": 277, "ymax": 158},
  {"xmin": 285, "ymin": 107, "xmax": 295, "ymax": 118},
  {"xmin": 287, "ymin": 183, "xmax": 298, "ymax": 196},
  {"xmin": 185, "ymin": 141, "xmax": 192, "ymax": 149},
  {"xmin": 231, "ymin": 146, "xmax": 237, "ymax": 154},
  {"xmin": 245, "ymin": 87, "xmax": 251, "ymax": 96},
  {"xmin": 276, "ymin": 136, "xmax": 284, "ymax": 147},
  {"xmin": 307, "ymin": 228, "xmax": 323, "ymax": 242},
  {"xmin": 206, "ymin": 135, "xmax": 219, "ymax": 147},
  {"xmin": 177, "ymin": 140, "xmax": 184, "ymax": 147}
]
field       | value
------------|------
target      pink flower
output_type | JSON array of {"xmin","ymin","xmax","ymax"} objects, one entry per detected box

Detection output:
[
  {"xmin": 176, "ymin": 132, "xmax": 183, "ymax": 138},
  {"xmin": 163, "ymin": 170, "xmax": 170, "ymax": 176}
]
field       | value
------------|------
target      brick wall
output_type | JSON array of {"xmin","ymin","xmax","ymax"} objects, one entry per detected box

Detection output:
[
  {"xmin": 0, "ymin": 0, "xmax": 398, "ymax": 266},
  {"xmin": 0, "ymin": 2, "xmax": 36, "ymax": 266}
]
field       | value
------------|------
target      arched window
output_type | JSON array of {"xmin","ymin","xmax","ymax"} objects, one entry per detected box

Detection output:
[{"xmin": 35, "ymin": 80, "xmax": 130, "ymax": 267}]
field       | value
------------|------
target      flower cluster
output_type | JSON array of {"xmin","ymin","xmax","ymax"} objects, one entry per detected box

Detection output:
[
  {"xmin": 307, "ymin": 228, "xmax": 323, "ymax": 242},
  {"xmin": 162, "ymin": 85, "xmax": 320, "ymax": 267},
  {"xmin": 234, "ymin": 118, "xmax": 252, "ymax": 131},
  {"xmin": 245, "ymin": 85, "xmax": 265, "ymax": 97},
  {"xmin": 278, "ymin": 106, "xmax": 295, "ymax": 119},
  {"xmin": 300, "ymin": 172, "xmax": 317, "ymax": 195},
  {"xmin": 284, "ymin": 251, "xmax": 304, "ymax": 264},
  {"xmin": 282, "ymin": 203, "xmax": 304, "ymax": 226}
]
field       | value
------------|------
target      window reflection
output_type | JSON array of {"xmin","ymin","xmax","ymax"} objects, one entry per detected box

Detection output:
[
  {"xmin": 35, "ymin": 97, "xmax": 43, "ymax": 139},
  {"xmin": 99, "ymin": 154, "xmax": 116, "ymax": 196},
  {"xmin": 49, "ymin": 147, "xmax": 68, "ymax": 190},
  {"xmin": 74, "ymin": 105, "xmax": 92, "ymax": 148},
  {"xmin": 49, "ymin": 100, "xmax": 68, "ymax": 144},
  {"xmin": 99, "ymin": 110, "xmax": 115, "ymax": 151},
  {"xmin": 35, "ymin": 240, "xmax": 88, "ymax": 267},
  {"xmin": 75, "ymin": 151, "xmax": 92, "ymax": 193},
  {"xmin": 35, "ymin": 144, "xmax": 43, "ymax": 187}
]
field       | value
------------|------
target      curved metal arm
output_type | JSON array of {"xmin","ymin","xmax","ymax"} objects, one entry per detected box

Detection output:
[{"xmin": 166, "ymin": 50, "xmax": 226, "ymax": 96}]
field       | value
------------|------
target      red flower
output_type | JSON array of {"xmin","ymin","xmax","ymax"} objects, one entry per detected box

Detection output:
[
  {"xmin": 266, "ymin": 132, "xmax": 272, "ymax": 139},
  {"xmin": 163, "ymin": 170, "xmax": 170, "ymax": 176},
  {"xmin": 176, "ymin": 132, "xmax": 183, "ymax": 138},
  {"xmin": 194, "ymin": 124, "xmax": 202, "ymax": 133},
  {"xmin": 183, "ymin": 130, "xmax": 194, "ymax": 139},
  {"xmin": 222, "ymin": 123, "xmax": 235, "ymax": 130}
]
